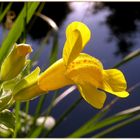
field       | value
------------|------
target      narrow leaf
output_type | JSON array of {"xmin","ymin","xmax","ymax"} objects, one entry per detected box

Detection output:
[{"xmin": 93, "ymin": 114, "xmax": 140, "ymax": 138}]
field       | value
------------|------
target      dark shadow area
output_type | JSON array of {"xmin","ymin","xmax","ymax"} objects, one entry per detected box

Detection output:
[{"xmin": 93, "ymin": 2, "xmax": 140, "ymax": 57}]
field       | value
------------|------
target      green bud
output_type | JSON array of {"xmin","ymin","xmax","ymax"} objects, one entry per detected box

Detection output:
[{"xmin": 0, "ymin": 43, "xmax": 32, "ymax": 81}]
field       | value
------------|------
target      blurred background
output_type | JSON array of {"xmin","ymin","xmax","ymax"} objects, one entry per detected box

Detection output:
[{"xmin": 0, "ymin": 2, "xmax": 140, "ymax": 138}]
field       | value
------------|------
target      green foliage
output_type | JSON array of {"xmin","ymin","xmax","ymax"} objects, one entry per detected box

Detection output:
[{"xmin": 93, "ymin": 109, "xmax": 140, "ymax": 137}]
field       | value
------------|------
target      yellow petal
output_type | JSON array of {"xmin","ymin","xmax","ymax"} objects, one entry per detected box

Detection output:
[
  {"xmin": 65, "ymin": 53, "xmax": 103, "ymax": 88},
  {"xmin": 101, "ymin": 69, "xmax": 129, "ymax": 98},
  {"xmin": 38, "ymin": 59, "xmax": 73, "ymax": 91},
  {"xmin": 78, "ymin": 83, "xmax": 106, "ymax": 109},
  {"xmin": 63, "ymin": 21, "xmax": 91, "ymax": 65}
]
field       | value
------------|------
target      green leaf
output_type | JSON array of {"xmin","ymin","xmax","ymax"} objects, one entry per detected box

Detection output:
[
  {"xmin": 0, "ymin": 2, "xmax": 40, "ymax": 66},
  {"xmin": 0, "ymin": 109, "xmax": 15, "ymax": 137}
]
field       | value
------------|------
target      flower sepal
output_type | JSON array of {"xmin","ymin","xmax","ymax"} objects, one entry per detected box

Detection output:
[{"xmin": 13, "ymin": 67, "xmax": 45, "ymax": 101}]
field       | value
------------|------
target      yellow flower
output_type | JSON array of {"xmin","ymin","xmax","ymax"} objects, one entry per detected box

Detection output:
[
  {"xmin": 13, "ymin": 22, "xmax": 129, "ymax": 109},
  {"xmin": 38, "ymin": 21, "xmax": 129, "ymax": 109}
]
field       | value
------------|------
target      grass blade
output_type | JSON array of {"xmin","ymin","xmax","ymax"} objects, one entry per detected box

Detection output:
[
  {"xmin": 81, "ymin": 106, "xmax": 140, "ymax": 138},
  {"xmin": 93, "ymin": 114, "xmax": 140, "ymax": 138}
]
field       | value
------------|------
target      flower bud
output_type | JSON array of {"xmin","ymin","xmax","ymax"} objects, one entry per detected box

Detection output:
[{"xmin": 0, "ymin": 43, "xmax": 32, "ymax": 81}]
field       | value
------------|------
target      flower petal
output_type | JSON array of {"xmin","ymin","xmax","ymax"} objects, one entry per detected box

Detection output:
[
  {"xmin": 101, "ymin": 69, "xmax": 129, "ymax": 98},
  {"xmin": 38, "ymin": 59, "xmax": 73, "ymax": 91},
  {"xmin": 65, "ymin": 53, "xmax": 103, "ymax": 88},
  {"xmin": 78, "ymin": 83, "xmax": 106, "ymax": 109},
  {"xmin": 63, "ymin": 21, "xmax": 91, "ymax": 65}
]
